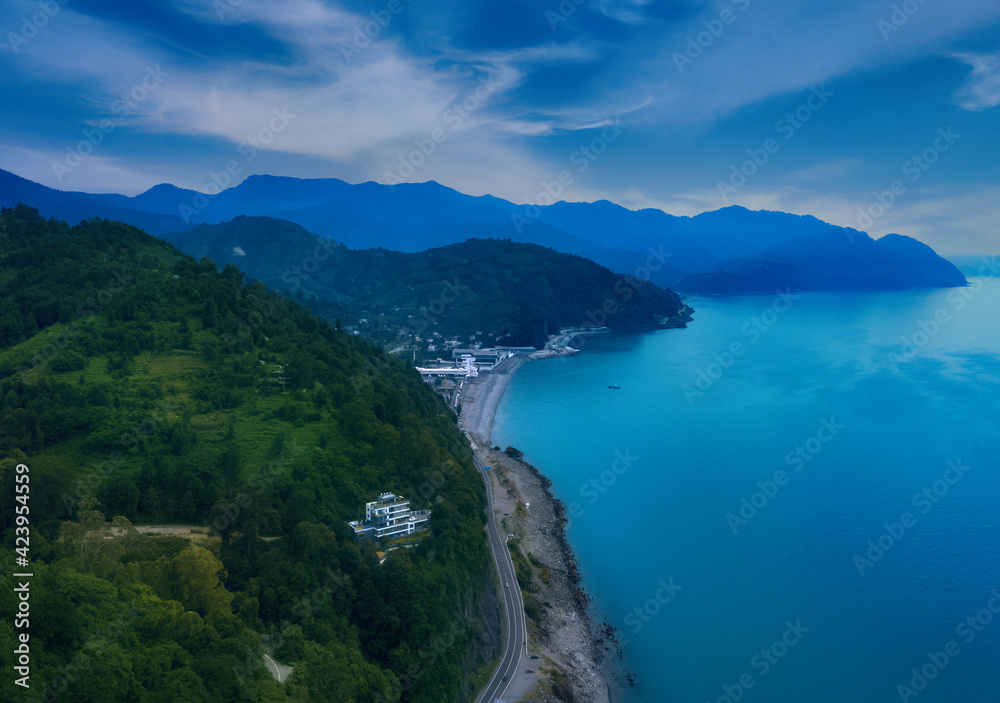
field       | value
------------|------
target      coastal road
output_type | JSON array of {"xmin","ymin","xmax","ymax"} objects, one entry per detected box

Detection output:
[
  {"xmin": 263, "ymin": 654, "xmax": 281, "ymax": 681},
  {"xmin": 473, "ymin": 449, "xmax": 527, "ymax": 703}
]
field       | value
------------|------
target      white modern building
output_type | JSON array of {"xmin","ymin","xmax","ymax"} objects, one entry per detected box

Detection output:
[
  {"xmin": 349, "ymin": 492, "xmax": 431, "ymax": 540},
  {"xmin": 416, "ymin": 355, "xmax": 478, "ymax": 378},
  {"xmin": 451, "ymin": 348, "xmax": 508, "ymax": 370}
]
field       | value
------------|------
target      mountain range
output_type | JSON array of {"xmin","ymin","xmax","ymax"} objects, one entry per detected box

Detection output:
[{"xmin": 0, "ymin": 168, "xmax": 966, "ymax": 294}]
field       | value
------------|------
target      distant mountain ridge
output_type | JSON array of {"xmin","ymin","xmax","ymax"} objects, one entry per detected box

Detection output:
[
  {"xmin": 947, "ymin": 255, "xmax": 1000, "ymax": 278},
  {"xmin": 0, "ymin": 167, "xmax": 966, "ymax": 294},
  {"xmin": 0, "ymin": 168, "xmax": 189, "ymax": 234}
]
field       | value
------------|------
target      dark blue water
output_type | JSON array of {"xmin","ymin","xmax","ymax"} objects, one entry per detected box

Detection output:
[{"xmin": 493, "ymin": 279, "xmax": 1000, "ymax": 703}]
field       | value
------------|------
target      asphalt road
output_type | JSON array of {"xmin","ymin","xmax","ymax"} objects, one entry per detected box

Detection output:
[{"xmin": 474, "ymin": 450, "xmax": 527, "ymax": 703}]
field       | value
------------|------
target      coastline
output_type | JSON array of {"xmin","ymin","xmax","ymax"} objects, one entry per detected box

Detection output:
[
  {"xmin": 462, "ymin": 356, "xmax": 621, "ymax": 703},
  {"xmin": 459, "ymin": 353, "xmax": 526, "ymax": 446}
]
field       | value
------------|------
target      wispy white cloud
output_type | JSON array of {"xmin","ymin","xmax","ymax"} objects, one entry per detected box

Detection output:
[
  {"xmin": 3, "ymin": 5, "xmax": 158, "ymax": 88},
  {"xmin": 589, "ymin": 0, "xmax": 657, "ymax": 25},
  {"xmin": 7, "ymin": 0, "xmax": 532, "ymax": 173},
  {"xmin": 951, "ymin": 51, "xmax": 1000, "ymax": 110},
  {"xmin": 651, "ymin": 182, "xmax": 1000, "ymax": 255},
  {"xmin": 786, "ymin": 159, "xmax": 865, "ymax": 183},
  {"xmin": 364, "ymin": 131, "xmax": 553, "ymax": 202},
  {"xmin": 496, "ymin": 120, "xmax": 556, "ymax": 136},
  {"xmin": 1, "ymin": 0, "xmax": 998, "ymax": 255},
  {"xmin": 874, "ymin": 185, "xmax": 1000, "ymax": 254},
  {"xmin": 628, "ymin": 0, "xmax": 1000, "ymax": 124},
  {"xmin": 0, "ymin": 144, "xmax": 169, "ymax": 194}
]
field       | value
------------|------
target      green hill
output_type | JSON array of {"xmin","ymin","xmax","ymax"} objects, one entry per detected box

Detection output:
[
  {"xmin": 0, "ymin": 205, "xmax": 499, "ymax": 702},
  {"xmin": 161, "ymin": 216, "xmax": 690, "ymax": 347}
]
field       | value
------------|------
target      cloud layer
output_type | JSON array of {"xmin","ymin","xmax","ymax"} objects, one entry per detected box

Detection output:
[{"xmin": 1, "ymin": 0, "xmax": 998, "ymax": 253}]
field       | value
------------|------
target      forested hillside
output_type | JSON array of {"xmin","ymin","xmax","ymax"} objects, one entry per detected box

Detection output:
[
  {"xmin": 0, "ymin": 205, "xmax": 498, "ymax": 702},
  {"xmin": 163, "ymin": 215, "xmax": 689, "ymax": 346}
]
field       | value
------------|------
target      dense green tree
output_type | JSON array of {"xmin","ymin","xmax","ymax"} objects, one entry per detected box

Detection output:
[{"xmin": 0, "ymin": 207, "xmax": 496, "ymax": 703}]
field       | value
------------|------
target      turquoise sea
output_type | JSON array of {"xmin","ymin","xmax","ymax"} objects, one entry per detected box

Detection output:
[{"xmin": 492, "ymin": 278, "xmax": 1000, "ymax": 703}]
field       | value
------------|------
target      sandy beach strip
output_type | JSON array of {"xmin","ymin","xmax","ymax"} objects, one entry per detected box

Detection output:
[
  {"xmin": 463, "ymin": 358, "xmax": 620, "ymax": 703},
  {"xmin": 459, "ymin": 354, "xmax": 526, "ymax": 447}
]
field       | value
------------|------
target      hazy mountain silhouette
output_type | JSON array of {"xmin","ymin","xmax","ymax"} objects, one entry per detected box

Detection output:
[{"xmin": 0, "ymin": 168, "xmax": 966, "ymax": 293}]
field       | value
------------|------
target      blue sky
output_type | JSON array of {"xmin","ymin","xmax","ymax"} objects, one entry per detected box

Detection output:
[{"xmin": 1, "ymin": 0, "xmax": 998, "ymax": 253}]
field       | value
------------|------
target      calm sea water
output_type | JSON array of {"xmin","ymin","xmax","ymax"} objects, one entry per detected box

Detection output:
[{"xmin": 492, "ymin": 279, "xmax": 1000, "ymax": 703}]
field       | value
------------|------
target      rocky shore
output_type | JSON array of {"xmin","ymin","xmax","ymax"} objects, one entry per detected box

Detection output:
[{"xmin": 462, "ymin": 361, "xmax": 623, "ymax": 702}]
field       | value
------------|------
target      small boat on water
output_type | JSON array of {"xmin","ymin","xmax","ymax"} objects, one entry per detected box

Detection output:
[{"xmin": 608, "ymin": 384, "xmax": 621, "ymax": 389}]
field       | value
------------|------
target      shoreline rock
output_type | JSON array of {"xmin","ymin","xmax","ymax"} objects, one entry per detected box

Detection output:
[
  {"xmin": 480, "ymin": 445, "xmax": 622, "ymax": 703},
  {"xmin": 461, "ymin": 344, "xmax": 646, "ymax": 701}
]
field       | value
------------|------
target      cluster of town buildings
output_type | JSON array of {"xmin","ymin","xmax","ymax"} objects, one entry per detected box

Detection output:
[{"xmin": 416, "ymin": 345, "xmax": 536, "ymax": 379}]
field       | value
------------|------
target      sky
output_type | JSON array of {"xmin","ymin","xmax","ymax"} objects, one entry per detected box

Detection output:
[{"xmin": 1, "ymin": 0, "xmax": 999, "ymax": 254}]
